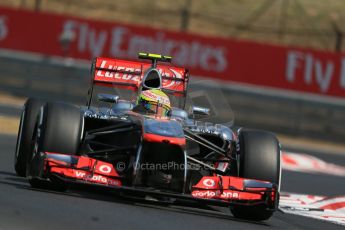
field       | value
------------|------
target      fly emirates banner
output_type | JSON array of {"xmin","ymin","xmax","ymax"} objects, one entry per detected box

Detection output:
[{"xmin": 1, "ymin": 7, "xmax": 345, "ymax": 98}]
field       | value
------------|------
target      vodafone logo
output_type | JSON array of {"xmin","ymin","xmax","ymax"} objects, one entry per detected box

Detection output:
[
  {"xmin": 192, "ymin": 190, "xmax": 217, "ymax": 198},
  {"xmin": 75, "ymin": 171, "xmax": 120, "ymax": 186},
  {"xmin": 98, "ymin": 165, "xmax": 112, "ymax": 174},
  {"xmin": 192, "ymin": 190, "xmax": 239, "ymax": 200},
  {"xmin": 202, "ymin": 178, "xmax": 216, "ymax": 187},
  {"xmin": 220, "ymin": 192, "xmax": 239, "ymax": 199}
]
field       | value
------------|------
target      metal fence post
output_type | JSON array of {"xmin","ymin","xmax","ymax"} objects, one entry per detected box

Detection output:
[
  {"xmin": 181, "ymin": 0, "xmax": 192, "ymax": 32},
  {"xmin": 335, "ymin": 31, "xmax": 343, "ymax": 52},
  {"xmin": 35, "ymin": 0, "xmax": 42, "ymax": 12},
  {"xmin": 332, "ymin": 21, "xmax": 343, "ymax": 52}
]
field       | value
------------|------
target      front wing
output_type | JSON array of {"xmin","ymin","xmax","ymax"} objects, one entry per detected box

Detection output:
[{"xmin": 39, "ymin": 152, "xmax": 278, "ymax": 209}]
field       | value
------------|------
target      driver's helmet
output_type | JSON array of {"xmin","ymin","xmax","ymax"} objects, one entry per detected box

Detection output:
[{"xmin": 136, "ymin": 89, "xmax": 171, "ymax": 117}]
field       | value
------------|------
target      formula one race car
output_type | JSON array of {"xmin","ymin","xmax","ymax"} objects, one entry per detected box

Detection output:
[{"xmin": 14, "ymin": 53, "xmax": 281, "ymax": 221}]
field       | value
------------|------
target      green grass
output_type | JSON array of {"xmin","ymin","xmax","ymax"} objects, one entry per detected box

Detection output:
[{"xmin": 2, "ymin": 0, "xmax": 345, "ymax": 51}]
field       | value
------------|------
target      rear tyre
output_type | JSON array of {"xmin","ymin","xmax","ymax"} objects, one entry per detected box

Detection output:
[
  {"xmin": 27, "ymin": 102, "xmax": 83, "ymax": 191},
  {"xmin": 14, "ymin": 98, "xmax": 45, "ymax": 177},
  {"xmin": 230, "ymin": 129, "xmax": 281, "ymax": 221}
]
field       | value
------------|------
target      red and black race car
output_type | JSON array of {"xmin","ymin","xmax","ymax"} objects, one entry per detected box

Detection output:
[{"xmin": 14, "ymin": 53, "xmax": 281, "ymax": 221}]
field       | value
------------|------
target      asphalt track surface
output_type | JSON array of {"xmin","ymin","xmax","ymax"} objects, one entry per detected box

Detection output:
[{"xmin": 0, "ymin": 134, "xmax": 344, "ymax": 230}]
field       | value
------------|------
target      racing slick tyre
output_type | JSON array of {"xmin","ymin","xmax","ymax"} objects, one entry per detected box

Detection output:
[
  {"xmin": 27, "ymin": 102, "xmax": 83, "ymax": 191},
  {"xmin": 230, "ymin": 129, "xmax": 281, "ymax": 221},
  {"xmin": 14, "ymin": 98, "xmax": 45, "ymax": 177}
]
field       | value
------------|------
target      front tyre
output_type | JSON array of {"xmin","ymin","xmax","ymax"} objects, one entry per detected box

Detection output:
[
  {"xmin": 27, "ymin": 102, "xmax": 83, "ymax": 191},
  {"xmin": 14, "ymin": 98, "xmax": 45, "ymax": 177},
  {"xmin": 230, "ymin": 129, "xmax": 281, "ymax": 221}
]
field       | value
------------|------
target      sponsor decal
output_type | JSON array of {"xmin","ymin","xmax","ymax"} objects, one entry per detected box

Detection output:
[
  {"xmin": 215, "ymin": 162, "xmax": 229, "ymax": 173},
  {"xmin": 60, "ymin": 20, "xmax": 228, "ymax": 72},
  {"xmin": 220, "ymin": 191, "xmax": 239, "ymax": 199},
  {"xmin": 162, "ymin": 68, "xmax": 183, "ymax": 88},
  {"xmin": 202, "ymin": 178, "xmax": 216, "ymax": 187},
  {"xmin": 96, "ymin": 63, "xmax": 142, "ymax": 83},
  {"xmin": 142, "ymin": 90, "xmax": 170, "ymax": 104},
  {"xmin": 286, "ymin": 51, "xmax": 343, "ymax": 93},
  {"xmin": 192, "ymin": 190, "xmax": 218, "ymax": 198},
  {"xmin": 74, "ymin": 171, "xmax": 120, "ymax": 186},
  {"xmin": 95, "ymin": 59, "xmax": 184, "ymax": 89},
  {"xmin": 191, "ymin": 190, "xmax": 239, "ymax": 199},
  {"xmin": 98, "ymin": 165, "xmax": 112, "ymax": 174},
  {"xmin": 96, "ymin": 60, "xmax": 141, "ymax": 78},
  {"xmin": 84, "ymin": 113, "xmax": 109, "ymax": 119}
]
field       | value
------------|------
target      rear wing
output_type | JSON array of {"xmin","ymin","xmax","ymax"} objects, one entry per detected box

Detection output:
[{"xmin": 87, "ymin": 56, "xmax": 189, "ymax": 107}]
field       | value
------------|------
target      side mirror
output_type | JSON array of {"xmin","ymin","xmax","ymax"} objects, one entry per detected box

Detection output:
[
  {"xmin": 97, "ymin": 94, "xmax": 119, "ymax": 103},
  {"xmin": 192, "ymin": 106, "xmax": 210, "ymax": 116}
]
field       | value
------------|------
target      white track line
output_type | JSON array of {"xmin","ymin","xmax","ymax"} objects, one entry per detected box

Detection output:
[
  {"xmin": 282, "ymin": 152, "xmax": 345, "ymax": 177},
  {"xmin": 280, "ymin": 152, "xmax": 345, "ymax": 226},
  {"xmin": 280, "ymin": 192, "xmax": 345, "ymax": 226}
]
